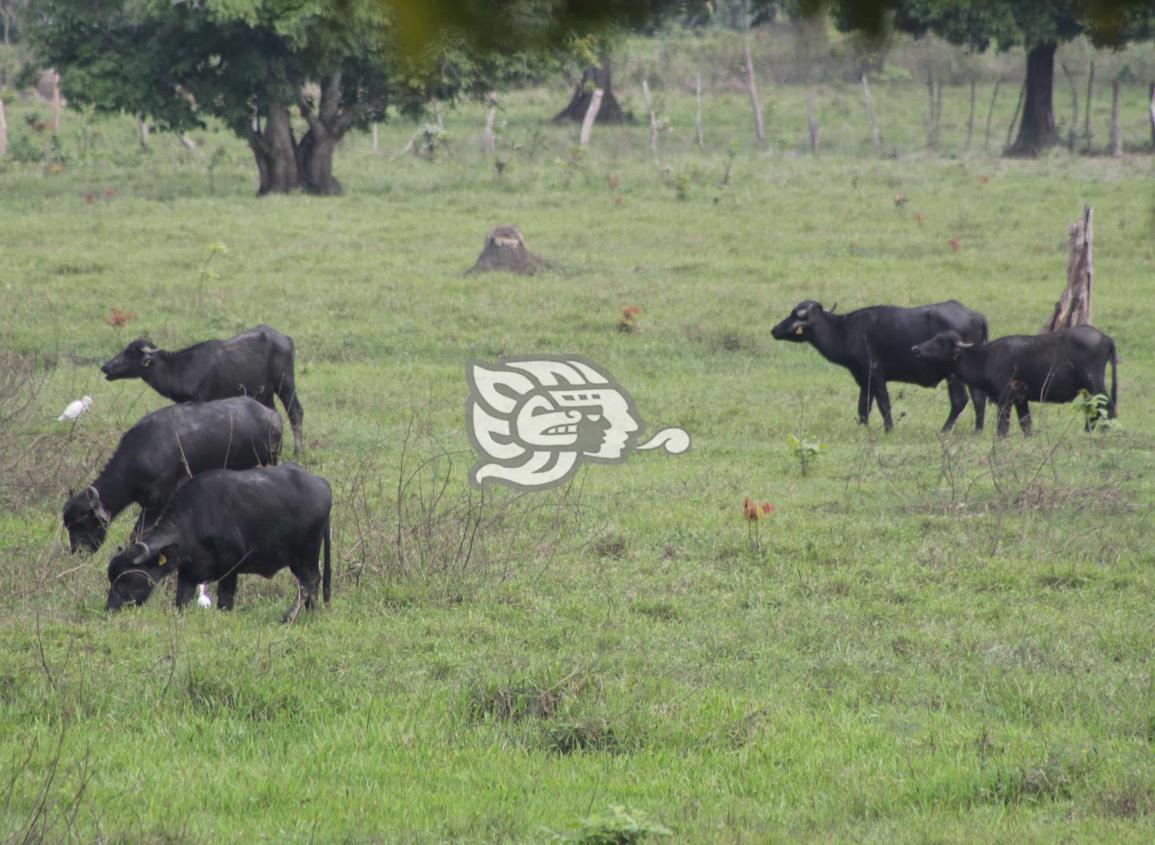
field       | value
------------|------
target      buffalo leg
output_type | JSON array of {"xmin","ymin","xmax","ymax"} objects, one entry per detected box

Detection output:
[
  {"xmin": 1014, "ymin": 399, "xmax": 1032, "ymax": 435},
  {"xmin": 217, "ymin": 573, "xmax": 238, "ymax": 610},
  {"xmin": 175, "ymin": 575, "xmax": 197, "ymax": 609},
  {"xmin": 941, "ymin": 378, "xmax": 969, "ymax": 433},
  {"xmin": 277, "ymin": 375, "xmax": 305, "ymax": 455},
  {"xmin": 969, "ymin": 386, "xmax": 987, "ymax": 432},
  {"xmin": 282, "ymin": 583, "xmax": 305, "ymax": 625},
  {"xmin": 996, "ymin": 402, "xmax": 1013, "ymax": 437},
  {"xmin": 856, "ymin": 381, "xmax": 874, "ymax": 425},
  {"xmin": 291, "ymin": 554, "xmax": 322, "ymax": 611},
  {"xmin": 874, "ymin": 380, "xmax": 894, "ymax": 432}
]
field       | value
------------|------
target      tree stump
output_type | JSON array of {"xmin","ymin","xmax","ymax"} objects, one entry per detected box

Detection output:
[
  {"xmin": 466, "ymin": 226, "xmax": 550, "ymax": 276},
  {"xmin": 1042, "ymin": 206, "xmax": 1094, "ymax": 332}
]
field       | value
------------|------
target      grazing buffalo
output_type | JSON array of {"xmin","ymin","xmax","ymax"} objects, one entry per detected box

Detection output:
[
  {"xmin": 771, "ymin": 300, "xmax": 989, "ymax": 432},
  {"xmin": 101, "ymin": 325, "xmax": 305, "ymax": 453},
  {"xmin": 911, "ymin": 326, "xmax": 1117, "ymax": 436},
  {"xmin": 105, "ymin": 463, "xmax": 332, "ymax": 623},
  {"xmin": 63, "ymin": 397, "xmax": 282, "ymax": 553}
]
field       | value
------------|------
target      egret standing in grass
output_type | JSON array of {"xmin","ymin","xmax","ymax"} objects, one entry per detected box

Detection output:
[{"xmin": 58, "ymin": 396, "xmax": 93, "ymax": 422}]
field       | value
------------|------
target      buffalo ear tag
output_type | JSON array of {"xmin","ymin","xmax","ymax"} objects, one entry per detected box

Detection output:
[
  {"xmin": 795, "ymin": 326, "xmax": 804, "ymax": 335},
  {"xmin": 158, "ymin": 554, "xmax": 167, "ymax": 567}
]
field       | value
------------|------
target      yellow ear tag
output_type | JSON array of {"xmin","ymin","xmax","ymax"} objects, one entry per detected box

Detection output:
[
  {"xmin": 795, "ymin": 326, "xmax": 805, "ymax": 335},
  {"xmin": 158, "ymin": 554, "xmax": 167, "ymax": 566}
]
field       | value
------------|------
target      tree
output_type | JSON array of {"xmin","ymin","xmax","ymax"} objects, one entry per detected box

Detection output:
[
  {"xmin": 27, "ymin": 0, "xmax": 539, "ymax": 194},
  {"xmin": 845, "ymin": 1, "xmax": 1154, "ymax": 156}
]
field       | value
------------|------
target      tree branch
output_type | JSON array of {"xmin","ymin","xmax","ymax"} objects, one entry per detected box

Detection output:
[
  {"xmin": 296, "ymin": 89, "xmax": 321, "ymax": 134},
  {"xmin": 319, "ymin": 70, "xmax": 342, "ymax": 125}
]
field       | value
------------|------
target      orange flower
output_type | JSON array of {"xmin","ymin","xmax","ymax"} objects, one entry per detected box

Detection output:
[
  {"xmin": 103, "ymin": 307, "xmax": 136, "ymax": 328},
  {"xmin": 744, "ymin": 497, "xmax": 775, "ymax": 521},
  {"xmin": 743, "ymin": 497, "xmax": 759, "ymax": 522}
]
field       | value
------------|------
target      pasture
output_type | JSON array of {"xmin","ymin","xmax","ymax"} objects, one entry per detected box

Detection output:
[{"xmin": 1, "ymin": 47, "xmax": 1155, "ymax": 842}]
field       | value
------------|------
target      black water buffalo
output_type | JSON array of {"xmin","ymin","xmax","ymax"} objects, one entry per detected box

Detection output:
[
  {"xmin": 63, "ymin": 397, "xmax": 282, "ymax": 553},
  {"xmin": 771, "ymin": 300, "xmax": 989, "ymax": 432},
  {"xmin": 105, "ymin": 463, "xmax": 331, "ymax": 622},
  {"xmin": 101, "ymin": 325, "xmax": 304, "ymax": 453},
  {"xmin": 911, "ymin": 326, "xmax": 1118, "ymax": 436}
]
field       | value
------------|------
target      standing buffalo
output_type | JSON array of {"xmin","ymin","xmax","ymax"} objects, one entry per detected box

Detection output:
[
  {"xmin": 101, "ymin": 325, "xmax": 305, "ymax": 453},
  {"xmin": 105, "ymin": 463, "xmax": 332, "ymax": 623},
  {"xmin": 63, "ymin": 397, "xmax": 282, "ymax": 553},
  {"xmin": 771, "ymin": 300, "xmax": 989, "ymax": 432},
  {"xmin": 911, "ymin": 326, "xmax": 1117, "ymax": 436}
]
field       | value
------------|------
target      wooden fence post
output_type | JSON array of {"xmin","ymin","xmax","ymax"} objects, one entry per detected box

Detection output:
[
  {"xmin": 1061, "ymin": 63, "xmax": 1078, "ymax": 151},
  {"xmin": 642, "ymin": 79, "xmax": 659, "ymax": 155},
  {"xmin": 1148, "ymin": 82, "xmax": 1155, "ymax": 149},
  {"xmin": 579, "ymin": 88, "xmax": 603, "ymax": 148},
  {"xmin": 1083, "ymin": 61, "xmax": 1095, "ymax": 153},
  {"xmin": 51, "ymin": 71, "xmax": 62, "ymax": 133},
  {"xmin": 695, "ymin": 74, "xmax": 704, "ymax": 149},
  {"xmin": 1005, "ymin": 79, "xmax": 1026, "ymax": 152},
  {"xmin": 743, "ymin": 31, "xmax": 765, "ymax": 143},
  {"xmin": 1109, "ymin": 79, "xmax": 1122, "ymax": 158},
  {"xmin": 964, "ymin": 80, "xmax": 976, "ymax": 151},
  {"xmin": 482, "ymin": 93, "xmax": 498, "ymax": 155},
  {"xmin": 861, "ymin": 73, "xmax": 880, "ymax": 151},
  {"xmin": 806, "ymin": 90, "xmax": 819, "ymax": 155},
  {"xmin": 984, "ymin": 78, "xmax": 1002, "ymax": 152}
]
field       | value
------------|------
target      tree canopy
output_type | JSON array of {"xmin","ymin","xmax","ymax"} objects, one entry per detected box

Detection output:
[
  {"xmin": 836, "ymin": 0, "xmax": 1155, "ymax": 155},
  {"xmin": 28, "ymin": 0, "xmax": 574, "ymax": 194}
]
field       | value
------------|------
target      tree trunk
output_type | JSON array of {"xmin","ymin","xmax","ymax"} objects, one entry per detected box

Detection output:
[
  {"xmin": 1043, "ymin": 206, "xmax": 1094, "ymax": 332},
  {"xmin": 298, "ymin": 129, "xmax": 341, "ymax": 195},
  {"xmin": 1007, "ymin": 42, "xmax": 1061, "ymax": 157},
  {"xmin": 553, "ymin": 56, "xmax": 628, "ymax": 124},
  {"xmin": 249, "ymin": 102, "xmax": 300, "ymax": 195}
]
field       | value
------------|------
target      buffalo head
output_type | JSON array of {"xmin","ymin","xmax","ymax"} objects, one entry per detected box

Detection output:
[
  {"xmin": 106, "ymin": 540, "xmax": 178, "ymax": 611},
  {"xmin": 101, "ymin": 339, "xmax": 159, "ymax": 381},
  {"xmin": 911, "ymin": 330, "xmax": 971, "ymax": 363},
  {"xmin": 771, "ymin": 300, "xmax": 833, "ymax": 342},
  {"xmin": 63, "ymin": 486, "xmax": 111, "ymax": 553}
]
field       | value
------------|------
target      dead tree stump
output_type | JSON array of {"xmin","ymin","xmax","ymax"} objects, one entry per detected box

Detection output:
[
  {"xmin": 466, "ymin": 226, "xmax": 550, "ymax": 276},
  {"xmin": 1043, "ymin": 206, "xmax": 1094, "ymax": 332}
]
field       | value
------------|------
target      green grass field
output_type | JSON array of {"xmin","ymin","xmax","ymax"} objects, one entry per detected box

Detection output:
[{"xmin": 1, "ymin": 61, "xmax": 1155, "ymax": 843}]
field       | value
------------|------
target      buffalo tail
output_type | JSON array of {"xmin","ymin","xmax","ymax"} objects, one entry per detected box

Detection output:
[{"xmin": 322, "ymin": 513, "xmax": 332, "ymax": 605}]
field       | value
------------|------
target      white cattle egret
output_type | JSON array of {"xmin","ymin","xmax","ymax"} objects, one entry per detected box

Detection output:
[
  {"xmin": 58, "ymin": 396, "xmax": 94, "ymax": 422},
  {"xmin": 196, "ymin": 583, "xmax": 212, "ymax": 608}
]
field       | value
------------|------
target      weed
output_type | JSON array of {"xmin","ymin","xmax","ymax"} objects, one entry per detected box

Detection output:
[
  {"xmin": 787, "ymin": 432, "xmax": 823, "ymax": 477},
  {"xmin": 563, "ymin": 805, "xmax": 671, "ymax": 844},
  {"xmin": 1073, "ymin": 390, "xmax": 1116, "ymax": 432}
]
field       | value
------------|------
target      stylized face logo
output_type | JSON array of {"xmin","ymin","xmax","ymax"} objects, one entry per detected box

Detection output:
[{"xmin": 467, "ymin": 356, "xmax": 686, "ymax": 491}]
